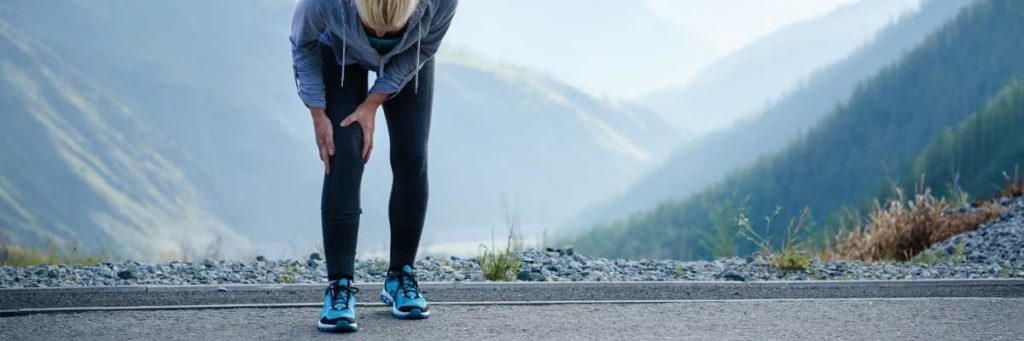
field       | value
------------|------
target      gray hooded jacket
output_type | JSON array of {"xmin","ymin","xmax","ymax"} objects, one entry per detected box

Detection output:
[{"xmin": 291, "ymin": 0, "xmax": 458, "ymax": 109}]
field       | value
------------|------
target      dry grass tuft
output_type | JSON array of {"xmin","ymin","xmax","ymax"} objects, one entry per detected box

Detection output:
[
  {"xmin": 995, "ymin": 170, "xmax": 1024, "ymax": 199},
  {"xmin": 0, "ymin": 241, "xmax": 112, "ymax": 267},
  {"xmin": 833, "ymin": 185, "xmax": 1003, "ymax": 262}
]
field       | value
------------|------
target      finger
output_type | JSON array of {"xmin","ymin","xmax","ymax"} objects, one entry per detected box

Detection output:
[
  {"xmin": 319, "ymin": 145, "xmax": 331, "ymax": 175},
  {"xmin": 326, "ymin": 133, "xmax": 335, "ymax": 156},
  {"xmin": 340, "ymin": 115, "xmax": 353, "ymax": 127},
  {"xmin": 362, "ymin": 127, "xmax": 372, "ymax": 162},
  {"xmin": 364, "ymin": 142, "xmax": 373, "ymax": 163}
]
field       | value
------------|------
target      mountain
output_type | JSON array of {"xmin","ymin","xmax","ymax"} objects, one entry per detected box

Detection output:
[
  {"xmin": 0, "ymin": 21, "xmax": 248, "ymax": 258},
  {"xmin": 565, "ymin": 0, "xmax": 976, "ymax": 235},
  {"xmin": 903, "ymin": 79, "xmax": 1024, "ymax": 198},
  {"xmin": 572, "ymin": 0, "xmax": 1024, "ymax": 260},
  {"xmin": 0, "ymin": 0, "xmax": 677, "ymax": 258},
  {"xmin": 644, "ymin": 0, "xmax": 921, "ymax": 135}
]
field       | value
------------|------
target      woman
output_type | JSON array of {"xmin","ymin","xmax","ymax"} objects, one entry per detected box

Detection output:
[{"xmin": 290, "ymin": 0, "xmax": 457, "ymax": 333}]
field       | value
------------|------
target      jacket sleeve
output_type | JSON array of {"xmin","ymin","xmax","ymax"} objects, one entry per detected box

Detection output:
[
  {"xmin": 290, "ymin": 0, "xmax": 328, "ymax": 109},
  {"xmin": 369, "ymin": 0, "xmax": 458, "ymax": 96}
]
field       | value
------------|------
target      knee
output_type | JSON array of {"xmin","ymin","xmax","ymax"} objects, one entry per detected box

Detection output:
[
  {"xmin": 322, "ymin": 206, "xmax": 361, "ymax": 223},
  {"xmin": 391, "ymin": 154, "xmax": 427, "ymax": 180}
]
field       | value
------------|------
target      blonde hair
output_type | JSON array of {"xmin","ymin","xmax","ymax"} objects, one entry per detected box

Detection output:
[{"xmin": 355, "ymin": 0, "xmax": 419, "ymax": 33}]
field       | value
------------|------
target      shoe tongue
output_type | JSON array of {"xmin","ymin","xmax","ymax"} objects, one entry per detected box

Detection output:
[
  {"xmin": 401, "ymin": 265, "xmax": 414, "ymax": 273},
  {"xmin": 335, "ymin": 278, "xmax": 351, "ymax": 287}
]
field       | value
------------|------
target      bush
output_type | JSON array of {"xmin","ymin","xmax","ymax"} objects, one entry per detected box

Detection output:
[{"xmin": 833, "ymin": 184, "xmax": 1003, "ymax": 261}]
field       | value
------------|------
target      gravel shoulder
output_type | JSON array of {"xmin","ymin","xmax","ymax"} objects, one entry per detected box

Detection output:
[{"xmin": 3, "ymin": 196, "xmax": 1023, "ymax": 288}]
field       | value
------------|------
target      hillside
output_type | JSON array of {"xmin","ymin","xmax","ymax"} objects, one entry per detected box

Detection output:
[
  {"xmin": 573, "ymin": 0, "xmax": 1024, "ymax": 259},
  {"xmin": 643, "ymin": 0, "xmax": 921, "ymax": 134},
  {"xmin": 0, "ymin": 22, "xmax": 248, "ymax": 258},
  {"xmin": 903, "ymin": 79, "xmax": 1024, "ymax": 198},
  {"xmin": 0, "ymin": 0, "xmax": 677, "ymax": 257},
  {"xmin": 566, "ymin": 0, "xmax": 975, "ymax": 234}
]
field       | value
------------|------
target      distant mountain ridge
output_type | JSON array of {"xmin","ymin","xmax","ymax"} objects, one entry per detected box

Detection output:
[
  {"xmin": 0, "ymin": 21, "xmax": 248, "ymax": 258},
  {"xmin": 0, "ymin": 0, "xmax": 677, "ymax": 257},
  {"xmin": 565, "ymin": 0, "xmax": 976, "ymax": 236},
  {"xmin": 573, "ymin": 0, "xmax": 1023, "ymax": 259},
  {"xmin": 644, "ymin": 0, "xmax": 922, "ymax": 135}
]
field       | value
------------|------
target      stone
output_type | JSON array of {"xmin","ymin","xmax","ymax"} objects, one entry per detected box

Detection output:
[
  {"xmin": 117, "ymin": 270, "xmax": 135, "ymax": 280},
  {"xmin": 720, "ymin": 271, "xmax": 746, "ymax": 282},
  {"xmin": 309, "ymin": 252, "xmax": 322, "ymax": 261}
]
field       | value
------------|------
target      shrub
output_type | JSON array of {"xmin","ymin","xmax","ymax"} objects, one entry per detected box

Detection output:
[{"xmin": 833, "ymin": 184, "xmax": 1003, "ymax": 261}]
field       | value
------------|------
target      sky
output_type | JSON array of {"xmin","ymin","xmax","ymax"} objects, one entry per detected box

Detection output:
[
  {"xmin": 443, "ymin": 0, "xmax": 919, "ymax": 99},
  {"xmin": 645, "ymin": 0, "xmax": 861, "ymax": 55}
]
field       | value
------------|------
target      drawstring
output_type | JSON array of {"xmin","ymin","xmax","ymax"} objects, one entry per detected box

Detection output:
[
  {"xmin": 414, "ymin": 24, "xmax": 421, "ymax": 93},
  {"xmin": 340, "ymin": 2, "xmax": 429, "ymax": 94},
  {"xmin": 340, "ymin": 28, "xmax": 347, "ymax": 88}
]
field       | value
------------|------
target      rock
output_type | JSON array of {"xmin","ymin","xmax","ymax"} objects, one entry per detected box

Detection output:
[
  {"xmin": 719, "ymin": 271, "xmax": 746, "ymax": 282},
  {"xmin": 309, "ymin": 252, "xmax": 322, "ymax": 261},
  {"xmin": 256, "ymin": 255, "xmax": 266, "ymax": 262},
  {"xmin": 216, "ymin": 286, "xmax": 228, "ymax": 292},
  {"xmin": 564, "ymin": 245, "xmax": 575, "ymax": 256},
  {"xmin": 117, "ymin": 270, "xmax": 135, "ymax": 280}
]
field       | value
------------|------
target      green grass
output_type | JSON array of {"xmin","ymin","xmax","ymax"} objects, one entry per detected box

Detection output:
[
  {"xmin": 277, "ymin": 263, "xmax": 302, "ymax": 284},
  {"xmin": 739, "ymin": 206, "xmax": 814, "ymax": 271},
  {"xmin": 478, "ymin": 222, "xmax": 521, "ymax": 281}
]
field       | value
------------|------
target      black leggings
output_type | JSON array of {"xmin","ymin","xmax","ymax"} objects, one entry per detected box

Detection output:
[{"xmin": 319, "ymin": 45, "xmax": 432, "ymax": 280}]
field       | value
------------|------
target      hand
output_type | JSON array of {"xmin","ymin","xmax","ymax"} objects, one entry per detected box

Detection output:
[
  {"xmin": 310, "ymin": 108, "xmax": 334, "ymax": 174},
  {"xmin": 340, "ymin": 95, "xmax": 385, "ymax": 163}
]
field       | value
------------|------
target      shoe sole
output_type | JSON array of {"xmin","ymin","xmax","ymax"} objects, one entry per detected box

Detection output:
[
  {"xmin": 379, "ymin": 290, "xmax": 430, "ymax": 319},
  {"xmin": 317, "ymin": 320, "xmax": 358, "ymax": 333}
]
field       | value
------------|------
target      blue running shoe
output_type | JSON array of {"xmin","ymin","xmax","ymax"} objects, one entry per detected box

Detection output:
[
  {"xmin": 317, "ymin": 279, "xmax": 359, "ymax": 332},
  {"xmin": 379, "ymin": 265, "xmax": 430, "ymax": 319}
]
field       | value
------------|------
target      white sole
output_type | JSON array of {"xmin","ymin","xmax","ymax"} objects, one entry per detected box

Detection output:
[
  {"xmin": 379, "ymin": 289, "xmax": 431, "ymax": 318},
  {"xmin": 317, "ymin": 320, "xmax": 358, "ymax": 332}
]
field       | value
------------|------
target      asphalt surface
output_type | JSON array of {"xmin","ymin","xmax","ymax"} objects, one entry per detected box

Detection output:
[
  {"xmin": 2, "ymin": 280, "xmax": 1023, "ymax": 340},
  {"xmin": 1, "ymin": 298, "xmax": 1021, "ymax": 340},
  {"xmin": 4, "ymin": 279, "xmax": 1023, "ymax": 312}
]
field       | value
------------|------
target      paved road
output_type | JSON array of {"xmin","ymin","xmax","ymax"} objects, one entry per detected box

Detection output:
[
  {"xmin": 4, "ymin": 279, "xmax": 1023, "ymax": 311},
  {"xmin": 3, "ymin": 280, "xmax": 1022, "ymax": 339},
  {"xmin": 2, "ymin": 298, "xmax": 1021, "ymax": 340}
]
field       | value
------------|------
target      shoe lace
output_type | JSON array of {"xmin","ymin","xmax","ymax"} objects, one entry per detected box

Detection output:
[
  {"xmin": 395, "ymin": 270, "xmax": 421, "ymax": 299},
  {"xmin": 327, "ymin": 281, "xmax": 359, "ymax": 310}
]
